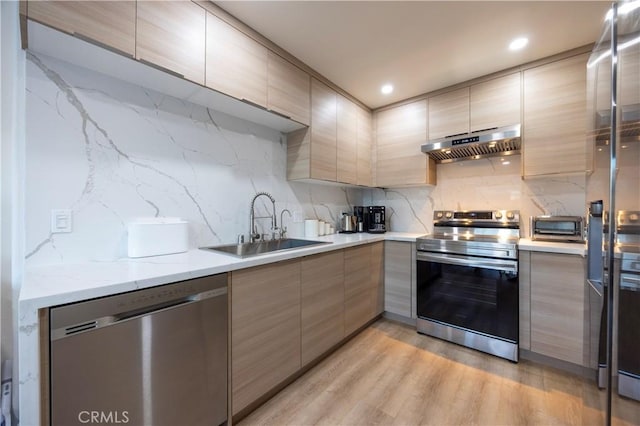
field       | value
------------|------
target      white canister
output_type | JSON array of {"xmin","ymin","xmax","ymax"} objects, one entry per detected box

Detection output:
[
  {"xmin": 324, "ymin": 222, "xmax": 331, "ymax": 235},
  {"xmin": 305, "ymin": 219, "xmax": 319, "ymax": 238},
  {"xmin": 318, "ymin": 220, "xmax": 325, "ymax": 236}
]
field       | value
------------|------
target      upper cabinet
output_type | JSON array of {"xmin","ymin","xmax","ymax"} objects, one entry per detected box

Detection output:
[
  {"xmin": 287, "ymin": 81, "xmax": 372, "ymax": 186},
  {"xmin": 337, "ymin": 95, "xmax": 358, "ymax": 185},
  {"xmin": 206, "ymin": 13, "xmax": 268, "ymax": 107},
  {"xmin": 469, "ymin": 73, "xmax": 521, "ymax": 132},
  {"xmin": 356, "ymin": 106, "xmax": 373, "ymax": 187},
  {"xmin": 310, "ymin": 79, "xmax": 339, "ymax": 181},
  {"xmin": 26, "ymin": 0, "xmax": 136, "ymax": 56},
  {"xmin": 287, "ymin": 79, "xmax": 338, "ymax": 182},
  {"xmin": 267, "ymin": 52, "xmax": 311, "ymax": 125},
  {"xmin": 428, "ymin": 87, "xmax": 470, "ymax": 139},
  {"xmin": 375, "ymin": 100, "xmax": 436, "ymax": 187},
  {"xmin": 523, "ymin": 53, "xmax": 588, "ymax": 177},
  {"xmin": 136, "ymin": 1, "xmax": 206, "ymax": 85},
  {"xmin": 428, "ymin": 73, "xmax": 521, "ymax": 139}
]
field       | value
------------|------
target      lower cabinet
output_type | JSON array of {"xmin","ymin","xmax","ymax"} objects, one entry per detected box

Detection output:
[
  {"xmin": 371, "ymin": 242, "xmax": 385, "ymax": 316},
  {"xmin": 301, "ymin": 251, "xmax": 345, "ymax": 366},
  {"xmin": 231, "ymin": 260, "xmax": 301, "ymax": 415},
  {"xmin": 522, "ymin": 251, "xmax": 589, "ymax": 367},
  {"xmin": 383, "ymin": 241, "xmax": 414, "ymax": 318},
  {"xmin": 344, "ymin": 242, "xmax": 384, "ymax": 335},
  {"xmin": 231, "ymin": 243, "xmax": 382, "ymax": 416}
]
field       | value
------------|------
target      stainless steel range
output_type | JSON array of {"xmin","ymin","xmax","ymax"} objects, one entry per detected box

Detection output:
[
  {"xmin": 416, "ymin": 210, "xmax": 520, "ymax": 362},
  {"xmin": 591, "ymin": 210, "xmax": 640, "ymax": 401},
  {"xmin": 616, "ymin": 211, "xmax": 640, "ymax": 401}
]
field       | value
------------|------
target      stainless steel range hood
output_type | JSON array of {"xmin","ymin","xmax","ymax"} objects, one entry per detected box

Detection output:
[
  {"xmin": 592, "ymin": 104, "xmax": 640, "ymax": 145},
  {"xmin": 421, "ymin": 124, "xmax": 521, "ymax": 163}
]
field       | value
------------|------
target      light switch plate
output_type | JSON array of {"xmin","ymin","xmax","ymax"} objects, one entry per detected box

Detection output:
[{"xmin": 51, "ymin": 209, "xmax": 72, "ymax": 233}]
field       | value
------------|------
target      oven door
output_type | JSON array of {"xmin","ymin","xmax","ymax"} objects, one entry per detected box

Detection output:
[{"xmin": 416, "ymin": 251, "xmax": 519, "ymax": 343}]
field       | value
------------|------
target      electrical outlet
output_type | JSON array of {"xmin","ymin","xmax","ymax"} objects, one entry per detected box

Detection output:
[{"xmin": 51, "ymin": 209, "xmax": 72, "ymax": 233}]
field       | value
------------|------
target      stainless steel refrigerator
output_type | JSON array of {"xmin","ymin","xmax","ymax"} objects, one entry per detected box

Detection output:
[{"xmin": 585, "ymin": 1, "xmax": 640, "ymax": 423}]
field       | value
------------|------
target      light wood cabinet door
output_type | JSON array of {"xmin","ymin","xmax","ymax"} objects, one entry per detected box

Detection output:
[
  {"xmin": 231, "ymin": 260, "xmax": 301, "ymax": 415},
  {"xmin": 206, "ymin": 13, "xmax": 267, "ymax": 107},
  {"xmin": 375, "ymin": 100, "xmax": 436, "ymax": 187},
  {"xmin": 370, "ymin": 242, "xmax": 385, "ymax": 316},
  {"xmin": 267, "ymin": 52, "xmax": 311, "ymax": 125},
  {"xmin": 428, "ymin": 87, "xmax": 470, "ymax": 139},
  {"xmin": 310, "ymin": 78, "xmax": 338, "ymax": 181},
  {"xmin": 530, "ymin": 252, "xmax": 588, "ymax": 366},
  {"xmin": 344, "ymin": 245, "xmax": 373, "ymax": 335},
  {"xmin": 523, "ymin": 53, "xmax": 588, "ymax": 177},
  {"xmin": 356, "ymin": 106, "xmax": 373, "ymax": 187},
  {"xmin": 470, "ymin": 73, "xmax": 521, "ymax": 132},
  {"xmin": 301, "ymin": 251, "xmax": 344, "ymax": 366},
  {"xmin": 27, "ymin": 0, "xmax": 136, "ymax": 56},
  {"xmin": 519, "ymin": 251, "xmax": 532, "ymax": 351},
  {"xmin": 384, "ymin": 241, "xmax": 412, "ymax": 318},
  {"xmin": 337, "ymin": 95, "xmax": 358, "ymax": 185},
  {"xmin": 136, "ymin": 1, "xmax": 206, "ymax": 85}
]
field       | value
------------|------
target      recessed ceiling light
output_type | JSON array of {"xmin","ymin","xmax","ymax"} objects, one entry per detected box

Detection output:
[
  {"xmin": 509, "ymin": 37, "xmax": 529, "ymax": 51},
  {"xmin": 502, "ymin": 161, "xmax": 511, "ymax": 165},
  {"xmin": 381, "ymin": 84, "xmax": 394, "ymax": 95}
]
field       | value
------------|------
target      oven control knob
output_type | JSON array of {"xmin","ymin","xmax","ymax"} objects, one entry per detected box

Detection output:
[
  {"xmin": 630, "ymin": 213, "xmax": 639, "ymax": 222},
  {"xmin": 436, "ymin": 211, "xmax": 444, "ymax": 219},
  {"xmin": 495, "ymin": 211, "xmax": 503, "ymax": 219},
  {"xmin": 445, "ymin": 211, "xmax": 453, "ymax": 219},
  {"xmin": 506, "ymin": 211, "xmax": 515, "ymax": 220}
]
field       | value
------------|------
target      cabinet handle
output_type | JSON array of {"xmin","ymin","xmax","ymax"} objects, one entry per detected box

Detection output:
[
  {"xmin": 138, "ymin": 58, "xmax": 185, "ymax": 79},
  {"xmin": 268, "ymin": 108, "xmax": 292, "ymax": 120},
  {"xmin": 240, "ymin": 98, "xmax": 268, "ymax": 111},
  {"xmin": 73, "ymin": 32, "xmax": 134, "ymax": 59}
]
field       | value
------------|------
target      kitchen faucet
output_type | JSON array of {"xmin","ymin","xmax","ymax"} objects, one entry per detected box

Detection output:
[
  {"xmin": 249, "ymin": 192, "xmax": 278, "ymax": 243},
  {"xmin": 279, "ymin": 209, "xmax": 292, "ymax": 239}
]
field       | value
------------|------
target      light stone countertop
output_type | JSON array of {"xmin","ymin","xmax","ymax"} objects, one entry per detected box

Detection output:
[
  {"xmin": 518, "ymin": 238, "xmax": 587, "ymax": 256},
  {"xmin": 20, "ymin": 232, "xmax": 425, "ymax": 308}
]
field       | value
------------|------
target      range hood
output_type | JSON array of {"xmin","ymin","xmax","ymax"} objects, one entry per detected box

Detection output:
[
  {"xmin": 591, "ymin": 104, "xmax": 640, "ymax": 145},
  {"xmin": 421, "ymin": 124, "xmax": 521, "ymax": 164}
]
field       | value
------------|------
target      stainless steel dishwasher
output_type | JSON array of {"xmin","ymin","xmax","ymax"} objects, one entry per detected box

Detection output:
[{"xmin": 49, "ymin": 273, "xmax": 228, "ymax": 426}]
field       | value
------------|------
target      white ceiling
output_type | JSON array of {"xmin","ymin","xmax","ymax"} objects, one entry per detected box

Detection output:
[{"xmin": 215, "ymin": 1, "xmax": 610, "ymax": 109}]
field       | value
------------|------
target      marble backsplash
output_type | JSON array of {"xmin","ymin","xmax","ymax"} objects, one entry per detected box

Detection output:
[
  {"xmin": 365, "ymin": 157, "xmax": 589, "ymax": 238},
  {"xmin": 25, "ymin": 53, "xmax": 365, "ymax": 265}
]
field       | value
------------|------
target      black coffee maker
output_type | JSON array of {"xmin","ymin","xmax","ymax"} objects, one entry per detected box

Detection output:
[
  {"xmin": 353, "ymin": 206, "xmax": 366, "ymax": 232},
  {"xmin": 366, "ymin": 206, "xmax": 386, "ymax": 234}
]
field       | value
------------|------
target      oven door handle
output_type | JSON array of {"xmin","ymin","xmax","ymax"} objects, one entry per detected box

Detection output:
[{"xmin": 416, "ymin": 251, "xmax": 518, "ymax": 274}]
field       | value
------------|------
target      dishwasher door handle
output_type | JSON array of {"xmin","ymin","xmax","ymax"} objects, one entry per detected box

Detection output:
[{"xmin": 51, "ymin": 287, "xmax": 227, "ymax": 341}]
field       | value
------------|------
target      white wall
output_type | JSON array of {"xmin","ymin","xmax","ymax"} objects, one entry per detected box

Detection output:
[
  {"xmin": 24, "ymin": 53, "xmax": 365, "ymax": 266},
  {"xmin": 1, "ymin": 0, "xmax": 27, "ymax": 420}
]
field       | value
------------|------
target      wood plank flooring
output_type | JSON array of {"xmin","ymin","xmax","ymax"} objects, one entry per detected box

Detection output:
[{"xmin": 238, "ymin": 318, "xmax": 640, "ymax": 426}]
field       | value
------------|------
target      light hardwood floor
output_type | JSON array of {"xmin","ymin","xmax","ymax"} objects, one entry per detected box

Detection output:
[{"xmin": 238, "ymin": 318, "xmax": 640, "ymax": 426}]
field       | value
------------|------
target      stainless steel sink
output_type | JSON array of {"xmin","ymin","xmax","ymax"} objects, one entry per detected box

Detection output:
[{"xmin": 200, "ymin": 238, "xmax": 330, "ymax": 258}]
